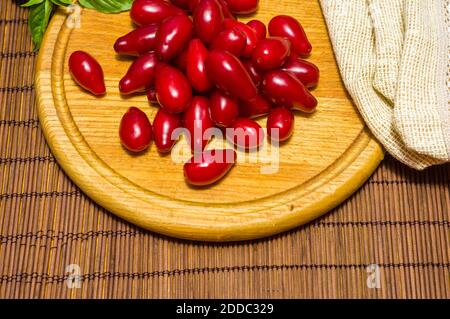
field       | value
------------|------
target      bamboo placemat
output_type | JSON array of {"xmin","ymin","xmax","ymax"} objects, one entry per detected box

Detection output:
[{"xmin": 0, "ymin": 0, "xmax": 449, "ymax": 299}]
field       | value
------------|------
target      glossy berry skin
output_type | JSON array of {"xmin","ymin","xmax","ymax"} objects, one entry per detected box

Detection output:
[
  {"xmin": 281, "ymin": 54, "xmax": 320, "ymax": 88},
  {"xmin": 119, "ymin": 52, "xmax": 157, "ymax": 94},
  {"xmin": 155, "ymin": 15, "xmax": 194, "ymax": 61},
  {"xmin": 186, "ymin": 39, "xmax": 213, "ymax": 92},
  {"xmin": 184, "ymin": 149, "xmax": 237, "ymax": 186},
  {"xmin": 268, "ymin": 15, "xmax": 312, "ymax": 57},
  {"xmin": 146, "ymin": 87, "xmax": 158, "ymax": 103},
  {"xmin": 267, "ymin": 107, "xmax": 294, "ymax": 142},
  {"xmin": 153, "ymin": 108, "xmax": 182, "ymax": 153},
  {"xmin": 183, "ymin": 96, "xmax": 214, "ymax": 152},
  {"xmin": 131, "ymin": 0, "xmax": 185, "ymax": 26},
  {"xmin": 217, "ymin": 0, "xmax": 234, "ymax": 19},
  {"xmin": 241, "ymin": 59, "xmax": 264, "ymax": 87},
  {"xmin": 185, "ymin": 0, "xmax": 234, "ymax": 19},
  {"xmin": 210, "ymin": 90, "xmax": 239, "ymax": 127},
  {"xmin": 119, "ymin": 107, "xmax": 153, "ymax": 152},
  {"xmin": 187, "ymin": 0, "xmax": 200, "ymax": 10},
  {"xmin": 210, "ymin": 27, "xmax": 246, "ymax": 57},
  {"xmin": 170, "ymin": 0, "xmax": 191, "ymax": 9},
  {"xmin": 223, "ymin": 18, "xmax": 258, "ymax": 57},
  {"xmin": 247, "ymin": 19, "xmax": 266, "ymax": 40},
  {"xmin": 206, "ymin": 50, "xmax": 257, "ymax": 101},
  {"xmin": 262, "ymin": 70, "xmax": 317, "ymax": 113},
  {"xmin": 69, "ymin": 51, "xmax": 106, "ymax": 95},
  {"xmin": 156, "ymin": 63, "xmax": 193, "ymax": 113},
  {"xmin": 114, "ymin": 24, "xmax": 159, "ymax": 56},
  {"xmin": 252, "ymin": 37, "xmax": 291, "ymax": 71},
  {"xmin": 228, "ymin": 118, "xmax": 264, "ymax": 150},
  {"xmin": 193, "ymin": 0, "xmax": 224, "ymax": 44},
  {"xmin": 225, "ymin": 0, "xmax": 258, "ymax": 14},
  {"xmin": 239, "ymin": 94, "xmax": 272, "ymax": 118}
]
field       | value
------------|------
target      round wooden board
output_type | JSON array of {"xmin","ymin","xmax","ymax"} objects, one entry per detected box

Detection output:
[{"xmin": 35, "ymin": 1, "xmax": 384, "ymax": 242}]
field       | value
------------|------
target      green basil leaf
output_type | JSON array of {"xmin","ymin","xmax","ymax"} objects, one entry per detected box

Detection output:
[
  {"xmin": 21, "ymin": 0, "xmax": 45, "ymax": 7},
  {"xmin": 78, "ymin": 0, "xmax": 132, "ymax": 13},
  {"xmin": 77, "ymin": 0, "xmax": 94, "ymax": 9},
  {"xmin": 29, "ymin": 0, "xmax": 54, "ymax": 49},
  {"xmin": 50, "ymin": 0, "xmax": 73, "ymax": 6}
]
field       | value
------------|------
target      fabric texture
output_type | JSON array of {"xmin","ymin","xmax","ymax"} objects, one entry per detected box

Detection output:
[{"xmin": 320, "ymin": 0, "xmax": 450, "ymax": 170}]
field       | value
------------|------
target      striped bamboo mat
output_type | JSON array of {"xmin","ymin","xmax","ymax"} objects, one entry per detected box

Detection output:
[{"xmin": 0, "ymin": 0, "xmax": 449, "ymax": 298}]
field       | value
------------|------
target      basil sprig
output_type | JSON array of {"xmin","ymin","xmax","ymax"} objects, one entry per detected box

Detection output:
[
  {"xmin": 27, "ymin": 0, "xmax": 54, "ymax": 49},
  {"xmin": 78, "ymin": 0, "xmax": 133, "ymax": 13},
  {"xmin": 22, "ymin": 0, "xmax": 133, "ymax": 49}
]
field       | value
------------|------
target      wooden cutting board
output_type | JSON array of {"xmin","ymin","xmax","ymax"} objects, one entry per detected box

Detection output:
[{"xmin": 35, "ymin": 1, "xmax": 384, "ymax": 242}]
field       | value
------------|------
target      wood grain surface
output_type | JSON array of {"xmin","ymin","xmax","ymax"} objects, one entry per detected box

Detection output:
[{"xmin": 35, "ymin": 1, "xmax": 384, "ymax": 241}]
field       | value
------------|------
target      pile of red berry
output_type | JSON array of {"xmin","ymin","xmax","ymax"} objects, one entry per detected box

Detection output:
[{"xmin": 68, "ymin": 0, "xmax": 319, "ymax": 186}]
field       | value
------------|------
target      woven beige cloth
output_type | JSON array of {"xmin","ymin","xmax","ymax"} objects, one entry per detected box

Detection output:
[{"xmin": 320, "ymin": 0, "xmax": 450, "ymax": 170}]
